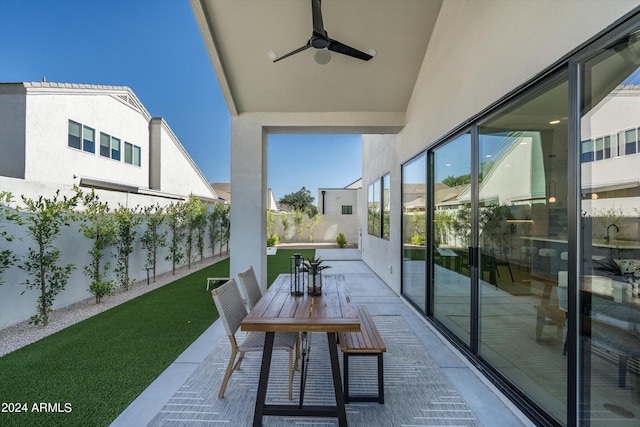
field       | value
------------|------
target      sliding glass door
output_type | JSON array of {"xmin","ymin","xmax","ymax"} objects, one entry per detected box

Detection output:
[
  {"xmin": 477, "ymin": 75, "xmax": 569, "ymax": 424},
  {"xmin": 579, "ymin": 28, "xmax": 640, "ymax": 425},
  {"xmin": 432, "ymin": 133, "xmax": 473, "ymax": 345},
  {"xmin": 402, "ymin": 153, "xmax": 427, "ymax": 311}
]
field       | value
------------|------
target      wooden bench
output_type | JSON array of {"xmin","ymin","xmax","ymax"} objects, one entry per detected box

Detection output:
[{"xmin": 339, "ymin": 305, "xmax": 386, "ymax": 404}]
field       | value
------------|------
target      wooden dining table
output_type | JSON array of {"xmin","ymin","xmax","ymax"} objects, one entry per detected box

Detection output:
[{"xmin": 240, "ymin": 273, "xmax": 361, "ymax": 427}]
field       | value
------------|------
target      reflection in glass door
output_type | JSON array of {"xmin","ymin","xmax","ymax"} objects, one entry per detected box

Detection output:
[
  {"xmin": 402, "ymin": 154, "xmax": 426, "ymax": 311},
  {"xmin": 580, "ymin": 30, "xmax": 640, "ymax": 425},
  {"xmin": 432, "ymin": 134, "xmax": 472, "ymax": 344},
  {"xmin": 478, "ymin": 76, "xmax": 569, "ymax": 424}
]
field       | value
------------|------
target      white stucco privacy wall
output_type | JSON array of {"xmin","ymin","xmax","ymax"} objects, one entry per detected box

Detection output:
[{"xmin": 360, "ymin": 0, "xmax": 640, "ymax": 295}]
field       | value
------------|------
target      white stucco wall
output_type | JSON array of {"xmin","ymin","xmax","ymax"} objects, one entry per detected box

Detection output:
[
  {"xmin": 23, "ymin": 87, "xmax": 150, "ymax": 188},
  {"xmin": 155, "ymin": 119, "xmax": 217, "ymax": 200},
  {"xmin": 0, "ymin": 86, "xmax": 26, "ymax": 179},
  {"xmin": 361, "ymin": 0, "xmax": 640, "ymax": 295},
  {"xmin": 318, "ymin": 188, "xmax": 359, "ymax": 215}
]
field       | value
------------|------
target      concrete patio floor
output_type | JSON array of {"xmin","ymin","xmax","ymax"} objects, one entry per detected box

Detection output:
[{"xmin": 111, "ymin": 249, "xmax": 534, "ymax": 427}]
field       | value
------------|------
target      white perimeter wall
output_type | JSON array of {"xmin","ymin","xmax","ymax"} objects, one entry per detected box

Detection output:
[
  {"xmin": 361, "ymin": 0, "xmax": 640, "ymax": 295},
  {"xmin": 0, "ymin": 177, "xmax": 224, "ymax": 329}
]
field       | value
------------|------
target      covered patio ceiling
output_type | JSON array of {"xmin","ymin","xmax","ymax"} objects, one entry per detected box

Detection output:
[{"xmin": 190, "ymin": 0, "xmax": 443, "ymax": 120}]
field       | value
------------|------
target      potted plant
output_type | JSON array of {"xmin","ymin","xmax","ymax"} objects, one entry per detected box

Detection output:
[{"xmin": 303, "ymin": 257, "xmax": 331, "ymax": 295}]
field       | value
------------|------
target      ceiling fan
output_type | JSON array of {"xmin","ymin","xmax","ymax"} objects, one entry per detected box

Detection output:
[{"xmin": 273, "ymin": 0, "xmax": 373, "ymax": 64}]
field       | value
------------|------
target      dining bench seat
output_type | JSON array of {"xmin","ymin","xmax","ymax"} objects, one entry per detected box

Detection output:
[{"xmin": 339, "ymin": 305, "xmax": 386, "ymax": 404}]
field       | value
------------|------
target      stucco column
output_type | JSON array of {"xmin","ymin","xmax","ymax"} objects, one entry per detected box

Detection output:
[{"xmin": 230, "ymin": 116, "xmax": 268, "ymax": 291}]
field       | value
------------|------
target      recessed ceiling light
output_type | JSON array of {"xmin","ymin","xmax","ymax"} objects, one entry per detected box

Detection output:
[
  {"xmin": 485, "ymin": 154, "xmax": 492, "ymax": 158},
  {"xmin": 445, "ymin": 163, "xmax": 451, "ymax": 167},
  {"xmin": 367, "ymin": 48, "xmax": 377, "ymax": 57},
  {"xmin": 549, "ymin": 119, "xmax": 561, "ymax": 125},
  {"xmin": 267, "ymin": 51, "xmax": 278, "ymax": 62}
]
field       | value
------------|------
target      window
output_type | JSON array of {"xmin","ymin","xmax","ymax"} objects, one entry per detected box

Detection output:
[
  {"xmin": 581, "ymin": 139, "xmax": 594, "ymax": 163},
  {"xmin": 68, "ymin": 120, "xmax": 81, "ymax": 149},
  {"xmin": 133, "ymin": 145, "xmax": 141, "ymax": 166},
  {"xmin": 367, "ymin": 180, "xmax": 381, "ymax": 237},
  {"xmin": 82, "ymin": 125, "xmax": 95, "ymax": 153},
  {"xmin": 341, "ymin": 205, "xmax": 352, "ymax": 215},
  {"xmin": 100, "ymin": 133, "xmax": 110, "ymax": 157},
  {"xmin": 111, "ymin": 137, "xmax": 121, "ymax": 161},
  {"xmin": 382, "ymin": 174, "xmax": 390, "ymax": 239},
  {"xmin": 625, "ymin": 128, "xmax": 637, "ymax": 155},
  {"xmin": 124, "ymin": 142, "xmax": 133, "ymax": 164}
]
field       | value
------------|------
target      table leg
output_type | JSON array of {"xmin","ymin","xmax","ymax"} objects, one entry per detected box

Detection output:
[
  {"xmin": 253, "ymin": 331, "xmax": 275, "ymax": 427},
  {"xmin": 327, "ymin": 332, "xmax": 348, "ymax": 427}
]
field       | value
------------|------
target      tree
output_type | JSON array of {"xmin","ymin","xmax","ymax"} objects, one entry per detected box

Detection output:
[
  {"xmin": 113, "ymin": 204, "xmax": 141, "ymax": 290},
  {"xmin": 293, "ymin": 209, "xmax": 305, "ymax": 242},
  {"xmin": 442, "ymin": 174, "xmax": 471, "ymax": 188},
  {"xmin": 306, "ymin": 208, "xmax": 321, "ymax": 242},
  {"xmin": 141, "ymin": 204, "xmax": 167, "ymax": 282},
  {"xmin": 166, "ymin": 201, "xmax": 186, "ymax": 275},
  {"xmin": 279, "ymin": 211, "xmax": 290, "ymax": 241},
  {"xmin": 183, "ymin": 196, "xmax": 208, "ymax": 267},
  {"xmin": 220, "ymin": 203, "xmax": 231, "ymax": 254},
  {"xmin": 278, "ymin": 187, "xmax": 315, "ymax": 212},
  {"xmin": 0, "ymin": 191, "xmax": 21, "ymax": 286},
  {"xmin": 19, "ymin": 190, "xmax": 78, "ymax": 325},
  {"xmin": 194, "ymin": 203, "xmax": 208, "ymax": 262},
  {"xmin": 77, "ymin": 188, "xmax": 117, "ymax": 303}
]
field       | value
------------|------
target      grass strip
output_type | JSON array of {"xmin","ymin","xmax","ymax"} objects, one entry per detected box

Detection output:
[{"xmin": 266, "ymin": 248, "xmax": 315, "ymax": 285}]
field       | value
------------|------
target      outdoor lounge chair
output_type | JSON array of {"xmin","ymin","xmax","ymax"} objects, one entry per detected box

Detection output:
[{"xmin": 211, "ymin": 278, "xmax": 298, "ymax": 399}]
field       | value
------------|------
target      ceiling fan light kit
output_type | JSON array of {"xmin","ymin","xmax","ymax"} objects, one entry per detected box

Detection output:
[{"xmin": 273, "ymin": 0, "xmax": 373, "ymax": 64}]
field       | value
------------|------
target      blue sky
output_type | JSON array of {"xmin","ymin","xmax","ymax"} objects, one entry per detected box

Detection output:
[{"xmin": 0, "ymin": 0, "xmax": 362, "ymax": 201}]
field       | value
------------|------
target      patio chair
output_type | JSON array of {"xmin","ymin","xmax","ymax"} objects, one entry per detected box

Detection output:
[
  {"xmin": 238, "ymin": 266, "xmax": 302, "ymax": 366},
  {"xmin": 237, "ymin": 266, "xmax": 263, "ymax": 309},
  {"xmin": 211, "ymin": 278, "xmax": 298, "ymax": 399}
]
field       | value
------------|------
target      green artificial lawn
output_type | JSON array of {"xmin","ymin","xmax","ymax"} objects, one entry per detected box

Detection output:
[
  {"xmin": 266, "ymin": 248, "xmax": 315, "ymax": 286},
  {"xmin": 0, "ymin": 259, "xmax": 228, "ymax": 427},
  {"xmin": 0, "ymin": 249, "xmax": 315, "ymax": 427}
]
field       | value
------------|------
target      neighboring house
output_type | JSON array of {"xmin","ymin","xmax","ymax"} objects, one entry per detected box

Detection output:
[
  {"xmin": 0, "ymin": 81, "xmax": 221, "ymax": 329},
  {"xmin": 0, "ymin": 82, "xmax": 218, "ymax": 206},
  {"xmin": 318, "ymin": 178, "xmax": 361, "ymax": 216},
  {"xmin": 316, "ymin": 179, "xmax": 361, "ymax": 246}
]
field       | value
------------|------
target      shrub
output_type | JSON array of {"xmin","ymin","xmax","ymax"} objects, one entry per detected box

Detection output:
[
  {"xmin": 335, "ymin": 232, "xmax": 347, "ymax": 248},
  {"xmin": 267, "ymin": 234, "xmax": 280, "ymax": 247}
]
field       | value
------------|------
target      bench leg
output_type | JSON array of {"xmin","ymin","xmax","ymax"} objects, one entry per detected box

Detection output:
[
  {"xmin": 377, "ymin": 353, "xmax": 384, "ymax": 404},
  {"xmin": 342, "ymin": 352, "xmax": 384, "ymax": 404}
]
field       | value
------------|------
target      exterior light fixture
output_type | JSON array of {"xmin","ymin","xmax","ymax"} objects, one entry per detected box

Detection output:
[{"xmin": 290, "ymin": 253, "xmax": 305, "ymax": 296}]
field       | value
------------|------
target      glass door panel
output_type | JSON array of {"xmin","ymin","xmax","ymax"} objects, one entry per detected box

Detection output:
[
  {"xmin": 478, "ymin": 76, "xmax": 569, "ymax": 424},
  {"xmin": 580, "ymin": 30, "xmax": 640, "ymax": 425},
  {"xmin": 432, "ymin": 133, "xmax": 472, "ymax": 344},
  {"xmin": 402, "ymin": 154, "xmax": 427, "ymax": 311}
]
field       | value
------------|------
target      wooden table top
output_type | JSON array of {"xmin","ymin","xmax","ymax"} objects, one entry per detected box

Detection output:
[{"xmin": 241, "ymin": 274, "xmax": 361, "ymax": 333}]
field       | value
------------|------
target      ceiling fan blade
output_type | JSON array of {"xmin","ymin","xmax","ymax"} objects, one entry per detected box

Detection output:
[
  {"xmin": 273, "ymin": 43, "xmax": 311, "ymax": 62},
  {"xmin": 311, "ymin": 0, "xmax": 326, "ymax": 37},
  {"xmin": 328, "ymin": 39, "xmax": 373, "ymax": 61}
]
